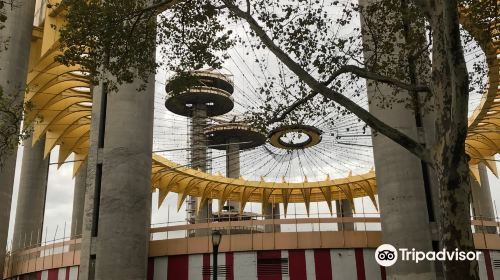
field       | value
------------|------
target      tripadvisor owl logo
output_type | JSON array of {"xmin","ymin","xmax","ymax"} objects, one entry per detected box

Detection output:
[
  {"xmin": 375, "ymin": 244, "xmax": 398, "ymax": 267},
  {"xmin": 375, "ymin": 244, "xmax": 482, "ymax": 267}
]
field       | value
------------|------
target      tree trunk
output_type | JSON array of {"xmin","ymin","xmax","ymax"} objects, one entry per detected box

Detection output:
[
  {"xmin": 435, "ymin": 153, "xmax": 478, "ymax": 279},
  {"xmin": 428, "ymin": 0, "xmax": 479, "ymax": 278}
]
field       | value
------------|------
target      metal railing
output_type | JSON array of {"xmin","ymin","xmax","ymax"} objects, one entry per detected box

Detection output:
[{"xmin": 3, "ymin": 215, "xmax": 500, "ymax": 279}]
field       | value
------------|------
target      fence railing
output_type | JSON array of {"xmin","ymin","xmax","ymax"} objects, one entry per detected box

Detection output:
[{"xmin": 3, "ymin": 216, "xmax": 500, "ymax": 279}]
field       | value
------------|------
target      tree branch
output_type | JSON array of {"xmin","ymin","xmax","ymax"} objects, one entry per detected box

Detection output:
[
  {"xmin": 268, "ymin": 91, "xmax": 318, "ymax": 124},
  {"xmin": 139, "ymin": 0, "xmax": 180, "ymax": 15},
  {"xmin": 223, "ymin": 0, "xmax": 432, "ymax": 164},
  {"xmin": 326, "ymin": 65, "xmax": 432, "ymax": 94}
]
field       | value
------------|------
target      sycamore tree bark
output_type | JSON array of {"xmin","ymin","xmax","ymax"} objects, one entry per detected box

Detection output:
[
  {"xmin": 221, "ymin": 0, "xmax": 478, "ymax": 278},
  {"xmin": 417, "ymin": 0, "xmax": 478, "ymax": 278}
]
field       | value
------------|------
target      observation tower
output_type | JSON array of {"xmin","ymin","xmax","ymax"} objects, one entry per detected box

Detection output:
[
  {"xmin": 204, "ymin": 121, "xmax": 269, "ymax": 223},
  {"xmin": 165, "ymin": 70, "xmax": 235, "ymax": 228}
]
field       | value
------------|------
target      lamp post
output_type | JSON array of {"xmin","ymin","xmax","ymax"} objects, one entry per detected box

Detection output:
[{"xmin": 211, "ymin": 230, "xmax": 222, "ymax": 280}]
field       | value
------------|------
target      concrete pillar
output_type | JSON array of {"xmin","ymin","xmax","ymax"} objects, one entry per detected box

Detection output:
[
  {"xmin": 225, "ymin": 139, "xmax": 240, "ymax": 212},
  {"xmin": 359, "ymin": 0, "xmax": 440, "ymax": 279},
  {"xmin": 12, "ymin": 136, "xmax": 49, "ymax": 250},
  {"xmin": 79, "ymin": 73, "xmax": 155, "ymax": 280},
  {"xmin": 471, "ymin": 163, "xmax": 497, "ymax": 234},
  {"xmin": 263, "ymin": 203, "xmax": 280, "ymax": 233},
  {"xmin": 71, "ymin": 160, "xmax": 87, "ymax": 237},
  {"xmin": 336, "ymin": 200, "xmax": 354, "ymax": 231},
  {"xmin": 0, "ymin": 0, "xmax": 36, "ymax": 275},
  {"xmin": 95, "ymin": 78, "xmax": 154, "ymax": 280},
  {"xmin": 190, "ymin": 105, "xmax": 208, "ymax": 170},
  {"xmin": 191, "ymin": 105, "xmax": 211, "ymax": 229},
  {"xmin": 79, "ymin": 81, "xmax": 105, "ymax": 280}
]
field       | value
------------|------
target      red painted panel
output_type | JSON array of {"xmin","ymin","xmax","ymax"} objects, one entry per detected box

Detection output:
[
  {"xmin": 65, "ymin": 267, "xmax": 70, "ymax": 280},
  {"xmin": 483, "ymin": 250, "xmax": 494, "ymax": 280},
  {"xmin": 167, "ymin": 255, "xmax": 189, "ymax": 280},
  {"xmin": 203, "ymin": 253, "xmax": 210, "ymax": 280},
  {"xmin": 257, "ymin": 250, "xmax": 282, "ymax": 280},
  {"xmin": 147, "ymin": 258, "xmax": 155, "ymax": 280},
  {"xmin": 354, "ymin": 249, "xmax": 366, "ymax": 280},
  {"xmin": 314, "ymin": 249, "xmax": 332, "ymax": 280},
  {"xmin": 36, "ymin": 271, "xmax": 42, "ymax": 280},
  {"xmin": 289, "ymin": 250, "xmax": 307, "ymax": 280},
  {"xmin": 48, "ymin": 269, "xmax": 58, "ymax": 280},
  {"xmin": 226, "ymin": 252, "xmax": 234, "ymax": 280}
]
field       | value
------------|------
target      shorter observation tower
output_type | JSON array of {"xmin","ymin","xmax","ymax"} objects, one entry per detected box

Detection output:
[
  {"xmin": 205, "ymin": 122, "xmax": 266, "ymax": 219},
  {"xmin": 165, "ymin": 70, "xmax": 234, "ymax": 228}
]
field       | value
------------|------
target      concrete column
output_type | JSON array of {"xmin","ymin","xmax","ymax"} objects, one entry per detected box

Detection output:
[
  {"xmin": 71, "ymin": 160, "xmax": 87, "ymax": 237},
  {"xmin": 79, "ymin": 81, "xmax": 105, "ymax": 280},
  {"xmin": 359, "ymin": 0, "xmax": 439, "ymax": 279},
  {"xmin": 12, "ymin": 136, "xmax": 49, "ymax": 250},
  {"xmin": 0, "ymin": 0, "xmax": 36, "ymax": 275},
  {"xmin": 93, "ymin": 77, "xmax": 154, "ymax": 280},
  {"xmin": 225, "ymin": 138, "xmax": 240, "ymax": 212},
  {"xmin": 191, "ymin": 105, "xmax": 211, "ymax": 230},
  {"xmin": 263, "ymin": 203, "xmax": 280, "ymax": 233},
  {"xmin": 79, "ymin": 72, "xmax": 155, "ymax": 280},
  {"xmin": 336, "ymin": 200, "xmax": 354, "ymax": 231},
  {"xmin": 471, "ymin": 163, "xmax": 497, "ymax": 234}
]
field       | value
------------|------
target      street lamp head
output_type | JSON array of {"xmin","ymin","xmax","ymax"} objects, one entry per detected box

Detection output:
[{"xmin": 212, "ymin": 230, "xmax": 222, "ymax": 247}]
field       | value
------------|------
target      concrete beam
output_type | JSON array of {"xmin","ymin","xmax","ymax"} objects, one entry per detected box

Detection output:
[
  {"xmin": 12, "ymin": 136, "xmax": 49, "ymax": 250},
  {"xmin": 0, "ymin": 0, "xmax": 36, "ymax": 276}
]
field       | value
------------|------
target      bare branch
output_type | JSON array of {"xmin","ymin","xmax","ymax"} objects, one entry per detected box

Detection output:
[
  {"xmin": 223, "ymin": 0, "xmax": 432, "ymax": 164},
  {"xmin": 326, "ymin": 65, "xmax": 432, "ymax": 94},
  {"xmin": 268, "ymin": 92, "xmax": 318, "ymax": 124}
]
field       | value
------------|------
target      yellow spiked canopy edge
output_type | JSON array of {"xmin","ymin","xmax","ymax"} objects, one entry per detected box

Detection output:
[{"xmin": 151, "ymin": 154, "xmax": 378, "ymax": 216}]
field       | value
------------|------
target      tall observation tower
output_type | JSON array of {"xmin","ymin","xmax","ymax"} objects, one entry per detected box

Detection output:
[{"xmin": 165, "ymin": 70, "xmax": 235, "ymax": 227}]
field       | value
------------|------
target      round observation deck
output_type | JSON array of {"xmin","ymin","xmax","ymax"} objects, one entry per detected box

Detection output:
[
  {"xmin": 205, "ymin": 123, "xmax": 267, "ymax": 150},
  {"xmin": 269, "ymin": 124, "xmax": 323, "ymax": 150},
  {"xmin": 165, "ymin": 71, "xmax": 235, "ymax": 117}
]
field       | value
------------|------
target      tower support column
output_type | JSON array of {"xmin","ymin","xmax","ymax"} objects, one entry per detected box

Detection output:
[
  {"xmin": 336, "ymin": 200, "xmax": 354, "ymax": 231},
  {"xmin": 226, "ymin": 138, "xmax": 240, "ymax": 212},
  {"xmin": 0, "ymin": 0, "xmax": 36, "ymax": 275},
  {"xmin": 263, "ymin": 203, "xmax": 280, "ymax": 233},
  {"xmin": 191, "ymin": 105, "xmax": 211, "ymax": 232},
  {"xmin": 359, "ymin": 0, "xmax": 440, "ymax": 278},
  {"xmin": 12, "ymin": 136, "xmax": 50, "ymax": 250},
  {"xmin": 471, "ymin": 163, "xmax": 497, "ymax": 234},
  {"xmin": 79, "ymin": 74, "xmax": 155, "ymax": 280},
  {"xmin": 71, "ymin": 160, "xmax": 87, "ymax": 237}
]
